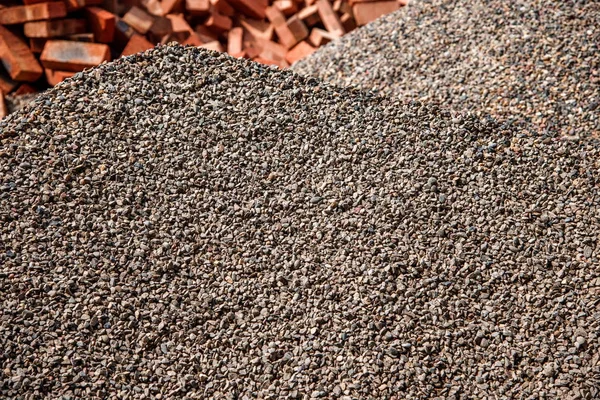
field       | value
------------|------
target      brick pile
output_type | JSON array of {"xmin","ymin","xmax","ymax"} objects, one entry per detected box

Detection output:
[{"xmin": 0, "ymin": 0, "xmax": 407, "ymax": 118}]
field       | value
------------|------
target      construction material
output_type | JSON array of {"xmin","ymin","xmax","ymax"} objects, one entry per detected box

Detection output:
[{"xmin": 1, "ymin": 46, "xmax": 599, "ymax": 399}]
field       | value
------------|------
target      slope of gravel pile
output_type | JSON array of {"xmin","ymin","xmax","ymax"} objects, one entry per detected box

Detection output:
[
  {"xmin": 293, "ymin": 0, "xmax": 600, "ymax": 137},
  {"xmin": 1, "ymin": 46, "xmax": 600, "ymax": 399}
]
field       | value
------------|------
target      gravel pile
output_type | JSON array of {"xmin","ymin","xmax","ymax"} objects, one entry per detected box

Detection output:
[
  {"xmin": 293, "ymin": 0, "xmax": 600, "ymax": 137},
  {"xmin": 1, "ymin": 46, "xmax": 600, "ymax": 399}
]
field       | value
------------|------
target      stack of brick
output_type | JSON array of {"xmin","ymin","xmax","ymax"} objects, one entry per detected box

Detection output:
[{"xmin": 0, "ymin": 0, "xmax": 407, "ymax": 118}]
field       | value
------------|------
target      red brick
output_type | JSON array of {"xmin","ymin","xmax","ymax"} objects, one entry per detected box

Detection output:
[
  {"xmin": 340, "ymin": 12, "xmax": 356, "ymax": 32},
  {"xmin": 121, "ymin": 34, "xmax": 154, "ymax": 56},
  {"xmin": 352, "ymin": 1, "xmax": 399, "ymax": 26},
  {"xmin": 0, "ymin": 2, "xmax": 66, "ymax": 25},
  {"xmin": 64, "ymin": 0, "xmax": 103, "ymax": 11},
  {"xmin": 195, "ymin": 25, "xmax": 219, "ymax": 42},
  {"xmin": 86, "ymin": 7, "xmax": 116, "ymax": 43},
  {"xmin": 205, "ymin": 12, "xmax": 232, "ymax": 34},
  {"xmin": 239, "ymin": 16, "xmax": 273, "ymax": 42},
  {"xmin": 122, "ymin": 6, "xmax": 155, "ymax": 34},
  {"xmin": 157, "ymin": 0, "xmax": 183, "ymax": 15},
  {"xmin": 258, "ymin": 39, "xmax": 286, "ymax": 63},
  {"xmin": 0, "ymin": 25, "xmax": 43, "ymax": 82},
  {"xmin": 316, "ymin": 0, "xmax": 344, "ymax": 37},
  {"xmin": 273, "ymin": 0, "xmax": 297, "ymax": 16},
  {"xmin": 24, "ymin": 18, "xmax": 87, "ymax": 38},
  {"xmin": 265, "ymin": 6, "xmax": 296, "ymax": 49},
  {"xmin": 210, "ymin": 0, "xmax": 234, "ymax": 16},
  {"xmin": 148, "ymin": 16, "xmax": 173, "ymax": 42},
  {"xmin": 167, "ymin": 13, "xmax": 193, "ymax": 34},
  {"xmin": 307, "ymin": 27, "xmax": 336, "ymax": 47},
  {"xmin": 186, "ymin": 0, "xmax": 210, "ymax": 16},
  {"xmin": 40, "ymin": 40, "xmax": 111, "ymax": 72},
  {"xmin": 227, "ymin": 26, "xmax": 243, "ymax": 54},
  {"xmin": 297, "ymin": 4, "xmax": 320, "ymax": 27},
  {"xmin": 228, "ymin": 0, "xmax": 266, "ymax": 19},
  {"xmin": 44, "ymin": 68, "xmax": 75, "ymax": 86},
  {"xmin": 285, "ymin": 40, "xmax": 315, "ymax": 64},
  {"xmin": 287, "ymin": 15, "xmax": 308, "ymax": 43}
]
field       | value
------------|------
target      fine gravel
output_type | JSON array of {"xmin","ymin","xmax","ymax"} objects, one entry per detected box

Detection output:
[
  {"xmin": 293, "ymin": 0, "xmax": 600, "ymax": 137},
  {"xmin": 1, "ymin": 46, "xmax": 600, "ymax": 399}
]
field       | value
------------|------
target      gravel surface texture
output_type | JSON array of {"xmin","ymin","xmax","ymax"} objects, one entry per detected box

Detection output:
[
  {"xmin": 293, "ymin": 0, "xmax": 600, "ymax": 137},
  {"xmin": 1, "ymin": 46, "xmax": 600, "ymax": 399}
]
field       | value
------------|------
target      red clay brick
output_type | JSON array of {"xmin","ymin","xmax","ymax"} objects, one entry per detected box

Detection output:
[
  {"xmin": 340, "ymin": 12, "xmax": 356, "ymax": 32},
  {"xmin": 186, "ymin": 0, "xmax": 210, "ymax": 16},
  {"xmin": 266, "ymin": 6, "xmax": 296, "ymax": 49},
  {"xmin": 195, "ymin": 25, "xmax": 219, "ymax": 42},
  {"xmin": 0, "ymin": 2, "xmax": 66, "ymax": 25},
  {"xmin": 227, "ymin": 26, "xmax": 243, "ymax": 54},
  {"xmin": 258, "ymin": 39, "xmax": 286, "ymax": 63},
  {"xmin": 239, "ymin": 16, "xmax": 273, "ymax": 42},
  {"xmin": 205, "ymin": 12, "xmax": 232, "ymax": 34},
  {"xmin": 167, "ymin": 13, "xmax": 193, "ymax": 34},
  {"xmin": 273, "ymin": 0, "xmax": 297, "ymax": 16},
  {"xmin": 285, "ymin": 40, "xmax": 315, "ymax": 64},
  {"xmin": 297, "ymin": 5, "xmax": 320, "ymax": 27},
  {"xmin": 307, "ymin": 27, "xmax": 336, "ymax": 47},
  {"xmin": 24, "ymin": 18, "xmax": 87, "ymax": 38},
  {"xmin": 44, "ymin": 68, "xmax": 75, "ymax": 86},
  {"xmin": 160, "ymin": 0, "xmax": 184, "ymax": 15},
  {"xmin": 0, "ymin": 25, "xmax": 43, "ymax": 82},
  {"xmin": 228, "ymin": 0, "xmax": 266, "ymax": 19},
  {"xmin": 40, "ymin": 40, "xmax": 111, "ymax": 72},
  {"xmin": 352, "ymin": 1, "xmax": 399, "ymax": 26},
  {"xmin": 122, "ymin": 6, "xmax": 155, "ymax": 34},
  {"xmin": 316, "ymin": 0, "xmax": 344, "ymax": 37},
  {"xmin": 86, "ymin": 7, "xmax": 116, "ymax": 43},
  {"xmin": 148, "ymin": 16, "xmax": 173, "ymax": 42},
  {"xmin": 121, "ymin": 34, "xmax": 154, "ymax": 56},
  {"xmin": 210, "ymin": 0, "xmax": 234, "ymax": 16},
  {"xmin": 287, "ymin": 15, "xmax": 308, "ymax": 43}
]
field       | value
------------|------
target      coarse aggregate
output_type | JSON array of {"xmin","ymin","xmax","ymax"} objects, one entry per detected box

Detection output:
[
  {"xmin": 1, "ymin": 46, "xmax": 600, "ymax": 399},
  {"xmin": 293, "ymin": 0, "xmax": 600, "ymax": 137}
]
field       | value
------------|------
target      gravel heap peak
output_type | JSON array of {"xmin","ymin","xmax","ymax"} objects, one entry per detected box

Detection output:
[{"xmin": 1, "ymin": 46, "xmax": 599, "ymax": 399}]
